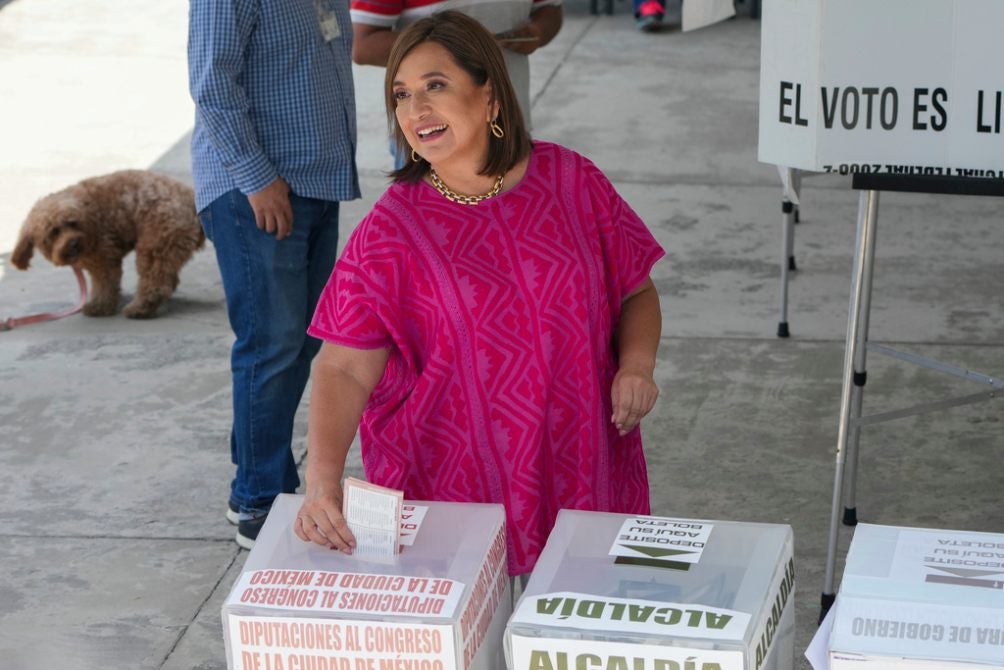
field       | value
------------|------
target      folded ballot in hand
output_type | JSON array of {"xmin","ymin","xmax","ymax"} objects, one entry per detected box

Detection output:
[{"xmin": 342, "ymin": 477, "xmax": 403, "ymax": 557}]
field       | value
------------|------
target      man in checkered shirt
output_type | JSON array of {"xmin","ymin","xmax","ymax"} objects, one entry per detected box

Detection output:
[{"xmin": 188, "ymin": 0, "xmax": 360, "ymax": 549}]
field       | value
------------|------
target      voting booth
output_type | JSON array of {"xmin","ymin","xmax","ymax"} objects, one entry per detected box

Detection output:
[
  {"xmin": 810, "ymin": 524, "xmax": 1004, "ymax": 669},
  {"xmin": 757, "ymin": 0, "xmax": 1004, "ymax": 336},
  {"xmin": 757, "ymin": 0, "xmax": 1004, "ymax": 616},
  {"xmin": 505, "ymin": 510, "xmax": 795, "ymax": 670},
  {"xmin": 759, "ymin": 0, "xmax": 1004, "ymax": 176},
  {"xmin": 222, "ymin": 494, "xmax": 511, "ymax": 670}
]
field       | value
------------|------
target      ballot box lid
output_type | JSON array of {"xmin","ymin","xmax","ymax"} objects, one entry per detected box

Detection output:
[
  {"xmin": 509, "ymin": 509, "xmax": 794, "ymax": 653},
  {"xmin": 228, "ymin": 493, "xmax": 506, "ymax": 623}
]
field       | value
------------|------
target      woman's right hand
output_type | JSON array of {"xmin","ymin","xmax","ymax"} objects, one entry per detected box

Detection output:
[
  {"xmin": 296, "ymin": 343, "xmax": 388, "ymax": 553},
  {"xmin": 294, "ymin": 483, "xmax": 357, "ymax": 553}
]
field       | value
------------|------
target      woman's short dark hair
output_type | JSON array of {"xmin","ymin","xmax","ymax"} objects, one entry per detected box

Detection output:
[{"xmin": 385, "ymin": 10, "xmax": 532, "ymax": 182}]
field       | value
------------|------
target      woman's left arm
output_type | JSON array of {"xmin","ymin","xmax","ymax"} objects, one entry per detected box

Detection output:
[{"xmin": 612, "ymin": 276, "xmax": 662, "ymax": 436}]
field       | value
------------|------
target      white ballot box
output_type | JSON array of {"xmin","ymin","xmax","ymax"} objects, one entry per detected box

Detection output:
[
  {"xmin": 222, "ymin": 494, "xmax": 510, "ymax": 670},
  {"xmin": 825, "ymin": 523, "xmax": 1004, "ymax": 670},
  {"xmin": 505, "ymin": 510, "xmax": 795, "ymax": 670}
]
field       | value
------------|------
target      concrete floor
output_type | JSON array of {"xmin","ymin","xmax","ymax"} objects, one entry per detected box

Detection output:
[{"xmin": 0, "ymin": 1, "xmax": 1001, "ymax": 668}]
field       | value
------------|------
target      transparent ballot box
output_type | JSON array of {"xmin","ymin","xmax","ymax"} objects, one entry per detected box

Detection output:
[
  {"xmin": 825, "ymin": 523, "xmax": 1004, "ymax": 670},
  {"xmin": 222, "ymin": 494, "xmax": 511, "ymax": 670},
  {"xmin": 505, "ymin": 510, "xmax": 795, "ymax": 670}
]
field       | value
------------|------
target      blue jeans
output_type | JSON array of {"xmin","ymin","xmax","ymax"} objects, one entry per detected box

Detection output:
[{"xmin": 199, "ymin": 190, "xmax": 339, "ymax": 517}]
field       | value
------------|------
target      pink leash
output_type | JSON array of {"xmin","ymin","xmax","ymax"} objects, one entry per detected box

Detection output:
[{"xmin": 1, "ymin": 267, "xmax": 88, "ymax": 331}]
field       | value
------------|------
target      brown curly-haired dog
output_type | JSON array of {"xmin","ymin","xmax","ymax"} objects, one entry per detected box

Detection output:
[{"xmin": 11, "ymin": 170, "xmax": 205, "ymax": 318}]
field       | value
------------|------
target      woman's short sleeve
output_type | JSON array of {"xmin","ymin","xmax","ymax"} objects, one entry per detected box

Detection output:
[
  {"xmin": 308, "ymin": 212, "xmax": 396, "ymax": 350},
  {"xmin": 583, "ymin": 157, "xmax": 665, "ymax": 300}
]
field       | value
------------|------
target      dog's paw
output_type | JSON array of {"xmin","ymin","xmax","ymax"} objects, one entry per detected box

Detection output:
[
  {"xmin": 123, "ymin": 301, "xmax": 158, "ymax": 319},
  {"xmin": 83, "ymin": 300, "xmax": 118, "ymax": 317}
]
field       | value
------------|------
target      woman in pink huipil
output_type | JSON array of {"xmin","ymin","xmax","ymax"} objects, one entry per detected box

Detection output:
[{"xmin": 296, "ymin": 11, "xmax": 664, "ymax": 576}]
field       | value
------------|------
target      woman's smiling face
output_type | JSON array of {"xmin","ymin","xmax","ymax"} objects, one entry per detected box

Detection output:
[{"xmin": 392, "ymin": 41, "xmax": 496, "ymax": 171}]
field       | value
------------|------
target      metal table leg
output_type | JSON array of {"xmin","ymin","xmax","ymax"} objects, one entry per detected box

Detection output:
[
  {"xmin": 841, "ymin": 193, "xmax": 879, "ymax": 527},
  {"xmin": 792, "ymin": 170, "xmax": 802, "ymax": 226},
  {"xmin": 821, "ymin": 189, "xmax": 880, "ymax": 621},
  {"xmin": 778, "ymin": 198, "xmax": 795, "ymax": 337}
]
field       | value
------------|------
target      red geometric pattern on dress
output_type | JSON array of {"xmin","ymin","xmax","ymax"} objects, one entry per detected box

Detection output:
[{"xmin": 309, "ymin": 142, "xmax": 665, "ymax": 575}]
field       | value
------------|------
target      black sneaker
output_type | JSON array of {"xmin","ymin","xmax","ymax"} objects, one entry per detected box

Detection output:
[
  {"xmin": 226, "ymin": 501, "xmax": 239, "ymax": 526},
  {"xmin": 236, "ymin": 511, "xmax": 268, "ymax": 550}
]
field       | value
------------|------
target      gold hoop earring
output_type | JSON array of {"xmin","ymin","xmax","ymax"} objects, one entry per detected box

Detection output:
[
  {"xmin": 411, "ymin": 148, "xmax": 421, "ymax": 163},
  {"xmin": 490, "ymin": 120, "xmax": 504, "ymax": 139}
]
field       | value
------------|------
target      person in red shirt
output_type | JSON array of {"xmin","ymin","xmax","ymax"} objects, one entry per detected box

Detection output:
[{"xmin": 351, "ymin": 0, "xmax": 562, "ymax": 132}]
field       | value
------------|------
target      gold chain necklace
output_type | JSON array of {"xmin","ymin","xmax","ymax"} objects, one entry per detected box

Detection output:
[{"xmin": 429, "ymin": 168, "xmax": 504, "ymax": 205}]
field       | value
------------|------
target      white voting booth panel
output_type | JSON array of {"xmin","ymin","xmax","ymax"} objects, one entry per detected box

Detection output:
[
  {"xmin": 821, "ymin": 524, "xmax": 1004, "ymax": 670},
  {"xmin": 758, "ymin": 0, "xmax": 1004, "ymax": 176},
  {"xmin": 505, "ymin": 510, "xmax": 795, "ymax": 670},
  {"xmin": 757, "ymin": 0, "xmax": 1004, "ymax": 616},
  {"xmin": 222, "ymin": 494, "xmax": 511, "ymax": 670}
]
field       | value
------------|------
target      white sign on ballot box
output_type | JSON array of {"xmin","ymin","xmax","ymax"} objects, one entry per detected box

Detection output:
[{"xmin": 758, "ymin": 0, "xmax": 1004, "ymax": 177}]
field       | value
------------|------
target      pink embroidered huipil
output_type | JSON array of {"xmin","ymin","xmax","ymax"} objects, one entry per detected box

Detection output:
[{"xmin": 309, "ymin": 141, "xmax": 665, "ymax": 575}]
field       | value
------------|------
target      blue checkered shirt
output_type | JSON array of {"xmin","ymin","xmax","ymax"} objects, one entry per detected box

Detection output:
[{"xmin": 188, "ymin": 0, "xmax": 360, "ymax": 212}]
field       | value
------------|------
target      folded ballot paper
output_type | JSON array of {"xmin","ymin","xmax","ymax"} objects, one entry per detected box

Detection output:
[
  {"xmin": 342, "ymin": 477, "xmax": 403, "ymax": 557},
  {"xmin": 810, "ymin": 523, "xmax": 1004, "ymax": 670}
]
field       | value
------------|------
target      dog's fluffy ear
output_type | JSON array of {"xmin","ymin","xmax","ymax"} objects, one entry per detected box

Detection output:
[{"xmin": 10, "ymin": 228, "xmax": 34, "ymax": 269}]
